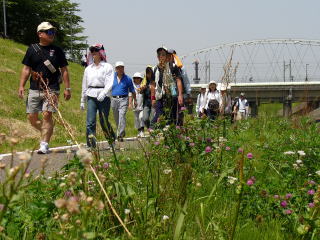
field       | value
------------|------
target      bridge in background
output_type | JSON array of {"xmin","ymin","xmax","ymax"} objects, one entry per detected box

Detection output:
[{"xmin": 183, "ymin": 39, "xmax": 320, "ymax": 117}]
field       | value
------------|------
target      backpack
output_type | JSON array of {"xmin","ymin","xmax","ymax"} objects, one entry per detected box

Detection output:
[{"xmin": 208, "ymin": 99, "xmax": 220, "ymax": 113}]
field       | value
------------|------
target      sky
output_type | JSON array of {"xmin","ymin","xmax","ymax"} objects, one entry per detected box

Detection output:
[{"xmin": 74, "ymin": 0, "xmax": 320, "ymax": 76}]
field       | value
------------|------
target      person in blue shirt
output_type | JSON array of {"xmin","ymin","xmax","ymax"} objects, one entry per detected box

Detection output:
[{"xmin": 111, "ymin": 61, "xmax": 136, "ymax": 141}]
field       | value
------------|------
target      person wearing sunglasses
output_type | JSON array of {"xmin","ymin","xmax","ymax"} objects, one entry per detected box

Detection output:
[
  {"xmin": 80, "ymin": 44, "xmax": 115, "ymax": 148},
  {"xmin": 19, "ymin": 21, "xmax": 71, "ymax": 154}
]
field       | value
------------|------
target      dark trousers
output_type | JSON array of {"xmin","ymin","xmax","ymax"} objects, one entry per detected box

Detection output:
[
  {"xmin": 152, "ymin": 97, "xmax": 183, "ymax": 126},
  {"xmin": 86, "ymin": 96, "xmax": 115, "ymax": 148}
]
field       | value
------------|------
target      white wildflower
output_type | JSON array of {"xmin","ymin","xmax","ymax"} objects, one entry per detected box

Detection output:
[
  {"xmin": 316, "ymin": 170, "xmax": 320, "ymax": 176},
  {"xmin": 219, "ymin": 137, "xmax": 227, "ymax": 142},
  {"xmin": 196, "ymin": 182, "xmax": 202, "ymax": 187},
  {"xmin": 296, "ymin": 159, "xmax": 303, "ymax": 164},
  {"xmin": 124, "ymin": 209, "xmax": 130, "ymax": 215},
  {"xmin": 284, "ymin": 151, "xmax": 295, "ymax": 155},
  {"xmin": 19, "ymin": 152, "xmax": 31, "ymax": 162},
  {"xmin": 292, "ymin": 163, "xmax": 299, "ymax": 169},
  {"xmin": 162, "ymin": 215, "xmax": 169, "ymax": 221},
  {"xmin": 227, "ymin": 176, "xmax": 238, "ymax": 184},
  {"xmin": 163, "ymin": 169, "xmax": 172, "ymax": 175},
  {"xmin": 297, "ymin": 151, "xmax": 306, "ymax": 156}
]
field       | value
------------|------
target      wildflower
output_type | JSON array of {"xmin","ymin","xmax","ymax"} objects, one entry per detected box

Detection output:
[
  {"xmin": 124, "ymin": 209, "xmax": 130, "ymax": 215},
  {"xmin": 281, "ymin": 201, "xmax": 288, "ymax": 208},
  {"xmin": 206, "ymin": 138, "xmax": 213, "ymax": 143},
  {"xmin": 0, "ymin": 204, "xmax": 4, "ymax": 211},
  {"xmin": 308, "ymin": 202, "xmax": 315, "ymax": 208},
  {"xmin": 75, "ymin": 219, "xmax": 81, "ymax": 225},
  {"xmin": 238, "ymin": 148, "xmax": 244, "ymax": 153},
  {"xmin": 292, "ymin": 163, "xmax": 299, "ymax": 169},
  {"xmin": 66, "ymin": 197, "xmax": 80, "ymax": 214},
  {"xmin": 284, "ymin": 151, "xmax": 295, "ymax": 155},
  {"xmin": 284, "ymin": 209, "xmax": 293, "ymax": 215},
  {"xmin": 96, "ymin": 201, "xmax": 105, "ymax": 211},
  {"xmin": 285, "ymin": 193, "xmax": 293, "ymax": 199},
  {"xmin": 205, "ymin": 146, "xmax": 212, "ymax": 153},
  {"xmin": 86, "ymin": 197, "xmax": 94, "ymax": 204},
  {"xmin": 247, "ymin": 153, "xmax": 253, "ymax": 159},
  {"xmin": 76, "ymin": 148, "xmax": 93, "ymax": 165},
  {"xmin": 103, "ymin": 162, "xmax": 109, "ymax": 169},
  {"xmin": 180, "ymin": 106, "xmax": 187, "ymax": 111},
  {"xmin": 274, "ymin": 195, "xmax": 280, "ymax": 199},
  {"xmin": 148, "ymin": 128, "xmax": 154, "ymax": 133},
  {"xmin": 196, "ymin": 182, "xmax": 202, "ymax": 187},
  {"xmin": 163, "ymin": 169, "xmax": 172, "ymax": 175},
  {"xmin": 219, "ymin": 137, "xmax": 227, "ymax": 142},
  {"xmin": 316, "ymin": 170, "xmax": 320, "ymax": 176},
  {"xmin": 308, "ymin": 180, "xmax": 316, "ymax": 185},
  {"xmin": 67, "ymin": 140, "xmax": 73, "ymax": 145},
  {"xmin": 54, "ymin": 199, "xmax": 67, "ymax": 209},
  {"xmin": 60, "ymin": 213, "xmax": 69, "ymax": 222},
  {"xmin": 9, "ymin": 137, "xmax": 19, "ymax": 145},
  {"xmin": 307, "ymin": 189, "xmax": 315, "ymax": 195},
  {"xmin": 227, "ymin": 176, "xmax": 237, "ymax": 184},
  {"xmin": 296, "ymin": 159, "xmax": 303, "ymax": 164},
  {"xmin": 185, "ymin": 136, "xmax": 191, "ymax": 141},
  {"xmin": 225, "ymin": 146, "xmax": 231, "ymax": 151},
  {"xmin": 247, "ymin": 179, "xmax": 254, "ymax": 186},
  {"xmin": 59, "ymin": 183, "xmax": 66, "ymax": 188},
  {"xmin": 19, "ymin": 152, "xmax": 31, "ymax": 162},
  {"xmin": 64, "ymin": 191, "xmax": 72, "ymax": 198},
  {"xmin": 162, "ymin": 215, "xmax": 169, "ymax": 221},
  {"xmin": 297, "ymin": 150, "xmax": 306, "ymax": 156},
  {"xmin": 189, "ymin": 142, "xmax": 195, "ymax": 147},
  {"xmin": 154, "ymin": 141, "xmax": 160, "ymax": 146}
]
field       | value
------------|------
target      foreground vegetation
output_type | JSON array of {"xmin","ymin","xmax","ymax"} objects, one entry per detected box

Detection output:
[{"xmin": 0, "ymin": 112, "xmax": 319, "ymax": 239}]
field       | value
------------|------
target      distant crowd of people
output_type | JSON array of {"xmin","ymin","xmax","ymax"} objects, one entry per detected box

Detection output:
[{"xmin": 18, "ymin": 21, "xmax": 250, "ymax": 154}]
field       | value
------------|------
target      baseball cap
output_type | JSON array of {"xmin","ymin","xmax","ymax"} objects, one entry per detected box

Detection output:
[
  {"xmin": 115, "ymin": 61, "xmax": 125, "ymax": 67},
  {"xmin": 133, "ymin": 72, "xmax": 143, "ymax": 79},
  {"xmin": 157, "ymin": 46, "xmax": 168, "ymax": 53},
  {"xmin": 240, "ymin": 92, "xmax": 245, "ymax": 96},
  {"xmin": 37, "ymin": 22, "xmax": 56, "ymax": 32}
]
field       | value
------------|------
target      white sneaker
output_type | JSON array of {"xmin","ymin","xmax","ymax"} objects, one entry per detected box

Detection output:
[
  {"xmin": 139, "ymin": 131, "xmax": 145, "ymax": 137},
  {"xmin": 38, "ymin": 142, "xmax": 49, "ymax": 154}
]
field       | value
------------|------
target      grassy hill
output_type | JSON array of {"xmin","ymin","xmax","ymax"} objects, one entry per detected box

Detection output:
[{"xmin": 0, "ymin": 38, "xmax": 136, "ymax": 153}]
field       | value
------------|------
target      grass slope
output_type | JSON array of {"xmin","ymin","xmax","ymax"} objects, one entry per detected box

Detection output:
[{"xmin": 0, "ymin": 38, "xmax": 136, "ymax": 153}]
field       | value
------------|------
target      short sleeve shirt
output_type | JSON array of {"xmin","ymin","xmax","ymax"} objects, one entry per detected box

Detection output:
[{"xmin": 22, "ymin": 44, "xmax": 68, "ymax": 90}]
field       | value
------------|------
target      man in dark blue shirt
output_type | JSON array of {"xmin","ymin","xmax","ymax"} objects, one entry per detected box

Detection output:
[{"xmin": 111, "ymin": 61, "xmax": 136, "ymax": 141}]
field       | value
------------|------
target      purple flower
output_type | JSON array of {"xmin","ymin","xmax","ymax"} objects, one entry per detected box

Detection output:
[
  {"xmin": 64, "ymin": 191, "xmax": 72, "ymax": 198},
  {"xmin": 281, "ymin": 201, "xmax": 288, "ymax": 208},
  {"xmin": 247, "ymin": 179, "xmax": 254, "ymax": 186},
  {"xmin": 176, "ymin": 126, "xmax": 181, "ymax": 130},
  {"xmin": 308, "ymin": 189, "xmax": 315, "ymax": 195},
  {"xmin": 238, "ymin": 148, "xmax": 243, "ymax": 153},
  {"xmin": 284, "ymin": 209, "xmax": 293, "ymax": 215},
  {"xmin": 247, "ymin": 153, "xmax": 253, "ymax": 159},
  {"xmin": 205, "ymin": 146, "xmax": 212, "ymax": 153},
  {"xmin": 225, "ymin": 146, "xmax": 231, "ymax": 151},
  {"xmin": 274, "ymin": 195, "xmax": 280, "ymax": 199},
  {"xmin": 189, "ymin": 142, "xmax": 195, "ymax": 147},
  {"xmin": 154, "ymin": 141, "xmax": 160, "ymax": 146},
  {"xmin": 185, "ymin": 136, "xmax": 191, "ymax": 141},
  {"xmin": 308, "ymin": 202, "xmax": 315, "ymax": 208},
  {"xmin": 308, "ymin": 180, "xmax": 316, "ymax": 185},
  {"xmin": 180, "ymin": 107, "xmax": 187, "ymax": 111},
  {"xmin": 285, "ymin": 193, "xmax": 293, "ymax": 199},
  {"xmin": 103, "ymin": 162, "xmax": 109, "ymax": 169},
  {"xmin": 206, "ymin": 138, "xmax": 213, "ymax": 143}
]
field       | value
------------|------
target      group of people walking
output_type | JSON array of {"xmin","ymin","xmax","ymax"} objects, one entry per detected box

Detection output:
[
  {"xmin": 18, "ymin": 21, "xmax": 249, "ymax": 154},
  {"xmin": 195, "ymin": 81, "xmax": 249, "ymax": 121}
]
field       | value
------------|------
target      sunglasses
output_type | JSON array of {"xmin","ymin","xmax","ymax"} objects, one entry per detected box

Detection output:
[
  {"xmin": 90, "ymin": 48, "xmax": 100, "ymax": 53},
  {"xmin": 41, "ymin": 29, "xmax": 56, "ymax": 36}
]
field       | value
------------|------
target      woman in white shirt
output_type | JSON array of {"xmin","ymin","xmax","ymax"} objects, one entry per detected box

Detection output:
[
  {"xmin": 204, "ymin": 81, "xmax": 221, "ymax": 120},
  {"xmin": 80, "ymin": 44, "xmax": 115, "ymax": 148},
  {"xmin": 196, "ymin": 86, "xmax": 207, "ymax": 117}
]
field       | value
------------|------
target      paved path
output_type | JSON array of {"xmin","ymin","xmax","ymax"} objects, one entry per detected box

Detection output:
[{"xmin": 0, "ymin": 138, "xmax": 145, "ymax": 178}]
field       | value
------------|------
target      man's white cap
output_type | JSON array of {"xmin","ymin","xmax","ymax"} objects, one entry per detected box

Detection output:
[
  {"xmin": 115, "ymin": 61, "xmax": 125, "ymax": 68},
  {"xmin": 220, "ymin": 84, "xmax": 228, "ymax": 91},
  {"xmin": 208, "ymin": 80, "xmax": 216, "ymax": 86},
  {"xmin": 240, "ymin": 92, "xmax": 245, "ymax": 96},
  {"xmin": 133, "ymin": 72, "xmax": 143, "ymax": 79},
  {"xmin": 37, "ymin": 22, "xmax": 56, "ymax": 32}
]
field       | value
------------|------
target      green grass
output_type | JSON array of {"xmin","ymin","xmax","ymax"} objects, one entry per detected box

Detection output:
[{"xmin": 0, "ymin": 38, "xmax": 136, "ymax": 153}]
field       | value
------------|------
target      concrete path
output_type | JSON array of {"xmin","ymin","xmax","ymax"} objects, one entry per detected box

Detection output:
[{"xmin": 0, "ymin": 138, "xmax": 145, "ymax": 178}]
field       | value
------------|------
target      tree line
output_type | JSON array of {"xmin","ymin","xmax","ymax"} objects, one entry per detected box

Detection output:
[{"xmin": 0, "ymin": 0, "xmax": 87, "ymax": 62}]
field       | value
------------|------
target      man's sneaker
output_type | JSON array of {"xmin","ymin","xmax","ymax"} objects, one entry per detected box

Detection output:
[{"xmin": 38, "ymin": 142, "xmax": 49, "ymax": 154}]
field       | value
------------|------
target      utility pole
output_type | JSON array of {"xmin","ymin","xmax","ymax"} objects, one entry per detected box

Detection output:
[
  {"xmin": 305, "ymin": 64, "xmax": 309, "ymax": 81},
  {"xmin": 2, "ymin": 0, "xmax": 7, "ymax": 38},
  {"xmin": 208, "ymin": 60, "xmax": 211, "ymax": 83},
  {"xmin": 193, "ymin": 60, "xmax": 200, "ymax": 84},
  {"xmin": 283, "ymin": 61, "xmax": 286, "ymax": 82},
  {"xmin": 289, "ymin": 59, "xmax": 293, "ymax": 82}
]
